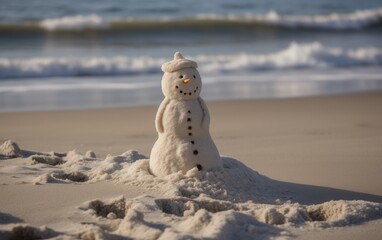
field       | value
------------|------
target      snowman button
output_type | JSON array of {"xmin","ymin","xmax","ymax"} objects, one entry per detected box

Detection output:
[
  {"xmin": 193, "ymin": 150, "xmax": 198, "ymax": 155},
  {"xmin": 196, "ymin": 164, "xmax": 202, "ymax": 171}
]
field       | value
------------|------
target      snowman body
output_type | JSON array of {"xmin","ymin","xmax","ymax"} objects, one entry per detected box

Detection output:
[{"xmin": 149, "ymin": 53, "xmax": 222, "ymax": 176}]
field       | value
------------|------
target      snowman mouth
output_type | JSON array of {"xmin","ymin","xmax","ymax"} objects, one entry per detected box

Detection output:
[{"xmin": 176, "ymin": 85, "xmax": 199, "ymax": 96}]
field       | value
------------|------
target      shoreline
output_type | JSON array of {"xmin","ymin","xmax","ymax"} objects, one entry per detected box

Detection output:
[
  {"xmin": 2, "ymin": 67, "xmax": 382, "ymax": 113},
  {"xmin": 2, "ymin": 87, "xmax": 382, "ymax": 114}
]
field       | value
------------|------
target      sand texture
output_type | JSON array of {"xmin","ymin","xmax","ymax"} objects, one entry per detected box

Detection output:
[{"xmin": 1, "ymin": 92, "xmax": 382, "ymax": 239}]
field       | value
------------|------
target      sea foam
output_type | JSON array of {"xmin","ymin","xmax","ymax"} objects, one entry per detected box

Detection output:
[
  {"xmin": 263, "ymin": 8, "xmax": 382, "ymax": 30},
  {"xmin": 199, "ymin": 7, "xmax": 382, "ymax": 30},
  {"xmin": 39, "ymin": 14, "xmax": 109, "ymax": 31},
  {"xmin": 1, "ymin": 43, "xmax": 382, "ymax": 79}
]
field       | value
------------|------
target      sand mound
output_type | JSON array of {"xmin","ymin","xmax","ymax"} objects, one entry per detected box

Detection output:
[
  {"xmin": 0, "ymin": 141, "xmax": 381, "ymax": 239},
  {"xmin": 0, "ymin": 140, "xmax": 22, "ymax": 159}
]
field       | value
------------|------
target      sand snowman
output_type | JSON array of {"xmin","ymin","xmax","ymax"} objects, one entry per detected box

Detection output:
[{"xmin": 149, "ymin": 52, "xmax": 222, "ymax": 176}]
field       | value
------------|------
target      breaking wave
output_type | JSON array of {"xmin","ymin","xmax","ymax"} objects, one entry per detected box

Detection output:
[
  {"xmin": 1, "ymin": 8, "xmax": 382, "ymax": 33},
  {"xmin": 197, "ymin": 7, "xmax": 382, "ymax": 30},
  {"xmin": 39, "ymin": 14, "xmax": 108, "ymax": 31},
  {"xmin": 1, "ymin": 42, "xmax": 382, "ymax": 79}
]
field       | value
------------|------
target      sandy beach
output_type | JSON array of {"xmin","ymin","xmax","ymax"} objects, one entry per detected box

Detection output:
[
  {"xmin": 1, "ymin": 91, "xmax": 382, "ymax": 239},
  {"xmin": 2, "ymin": 1, "xmax": 382, "ymax": 239}
]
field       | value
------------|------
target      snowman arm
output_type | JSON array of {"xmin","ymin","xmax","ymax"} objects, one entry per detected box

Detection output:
[
  {"xmin": 198, "ymin": 97, "xmax": 210, "ymax": 129},
  {"xmin": 155, "ymin": 98, "xmax": 170, "ymax": 133}
]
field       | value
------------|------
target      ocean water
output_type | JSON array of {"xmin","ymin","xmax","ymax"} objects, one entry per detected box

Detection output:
[{"xmin": 1, "ymin": 0, "xmax": 382, "ymax": 112}]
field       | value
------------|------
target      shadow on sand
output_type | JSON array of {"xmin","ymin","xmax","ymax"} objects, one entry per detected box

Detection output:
[
  {"xmin": 0, "ymin": 212, "xmax": 24, "ymax": 224},
  {"xmin": 270, "ymin": 179, "xmax": 382, "ymax": 205}
]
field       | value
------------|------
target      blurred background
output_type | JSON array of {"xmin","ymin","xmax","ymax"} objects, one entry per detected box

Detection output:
[{"xmin": 1, "ymin": 0, "xmax": 382, "ymax": 112}]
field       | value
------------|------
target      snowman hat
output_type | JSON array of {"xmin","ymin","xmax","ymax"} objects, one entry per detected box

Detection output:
[{"xmin": 161, "ymin": 52, "xmax": 197, "ymax": 73}]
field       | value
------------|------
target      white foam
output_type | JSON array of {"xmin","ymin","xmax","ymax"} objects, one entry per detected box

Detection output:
[
  {"xmin": 198, "ymin": 8, "xmax": 382, "ymax": 30},
  {"xmin": 0, "ymin": 55, "xmax": 166, "ymax": 79},
  {"xmin": 1, "ymin": 43, "xmax": 381, "ymax": 80},
  {"xmin": 264, "ymin": 8, "xmax": 382, "ymax": 30},
  {"xmin": 39, "ymin": 14, "xmax": 109, "ymax": 31},
  {"xmin": 198, "ymin": 42, "xmax": 382, "ymax": 73}
]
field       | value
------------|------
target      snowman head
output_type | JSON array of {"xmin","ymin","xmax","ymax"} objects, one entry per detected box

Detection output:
[{"xmin": 161, "ymin": 52, "xmax": 202, "ymax": 100}]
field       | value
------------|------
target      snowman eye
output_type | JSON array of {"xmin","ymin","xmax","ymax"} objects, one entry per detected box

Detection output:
[
  {"xmin": 193, "ymin": 75, "xmax": 196, "ymax": 78},
  {"xmin": 179, "ymin": 75, "xmax": 183, "ymax": 79}
]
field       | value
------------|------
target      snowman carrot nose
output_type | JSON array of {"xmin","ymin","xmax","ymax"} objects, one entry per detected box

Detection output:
[{"xmin": 183, "ymin": 79, "xmax": 190, "ymax": 84}]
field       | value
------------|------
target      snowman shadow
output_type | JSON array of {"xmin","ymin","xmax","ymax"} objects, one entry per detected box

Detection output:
[
  {"xmin": 218, "ymin": 156, "xmax": 382, "ymax": 205},
  {"xmin": 270, "ymin": 178, "xmax": 382, "ymax": 205}
]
